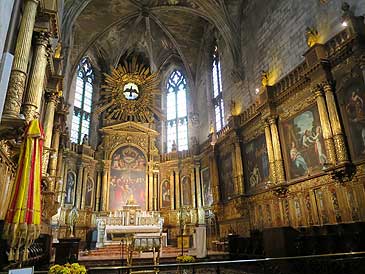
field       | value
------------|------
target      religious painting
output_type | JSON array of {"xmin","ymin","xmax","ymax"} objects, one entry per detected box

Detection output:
[
  {"xmin": 281, "ymin": 105, "xmax": 327, "ymax": 180},
  {"xmin": 218, "ymin": 152, "xmax": 234, "ymax": 201},
  {"xmin": 109, "ymin": 145, "xmax": 146, "ymax": 211},
  {"xmin": 85, "ymin": 178, "xmax": 94, "ymax": 208},
  {"xmin": 243, "ymin": 134, "xmax": 269, "ymax": 192},
  {"xmin": 181, "ymin": 176, "xmax": 192, "ymax": 207},
  {"xmin": 65, "ymin": 171, "xmax": 76, "ymax": 205},
  {"xmin": 161, "ymin": 180, "xmax": 171, "ymax": 208},
  {"xmin": 314, "ymin": 188, "xmax": 329, "ymax": 224},
  {"xmin": 201, "ymin": 167, "xmax": 213, "ymax": 207},
  {"xmin": 339, "ymin": 82, "xmax": 365, "ymax": 161}
]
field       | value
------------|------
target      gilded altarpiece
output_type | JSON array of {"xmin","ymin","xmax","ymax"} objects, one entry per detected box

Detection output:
[{"xmin": 98, "ymin": 122, "xmax": 159, "ymax": 212}]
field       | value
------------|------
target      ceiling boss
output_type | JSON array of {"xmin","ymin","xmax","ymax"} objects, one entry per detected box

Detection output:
[{"xmin": 95, "ymin": 58, "xmax": 162, "ymax": 123}]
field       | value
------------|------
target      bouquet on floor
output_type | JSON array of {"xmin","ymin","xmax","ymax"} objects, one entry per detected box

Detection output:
[
  {"xmin": 176, "ymin": 255, "xmax": 195, "ymax": 263},
  {"xmin": 49, "ymin": 263, "xmax": 87, "ymax": 274}
]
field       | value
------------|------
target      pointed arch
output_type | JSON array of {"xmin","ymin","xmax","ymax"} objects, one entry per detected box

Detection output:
[
  {"xmin": 71, "ymin": 57, "xmax": 94, "ymax": 144},
  {"xmin": 166, "ymin": 69, "xmax": 188, "ymax": 152}
]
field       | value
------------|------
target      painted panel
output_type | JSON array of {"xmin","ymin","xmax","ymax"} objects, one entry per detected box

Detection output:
[
  {"xmin": 281, "ymin": 105, "xmax": 327, "ymax": 180},
  {"xmin": 109, "ymin": 146, "xmax": 146, "ymax": 210},
  {"xmin": 243, "ymin": 134, "xmax": 269, "ymax": 191}
]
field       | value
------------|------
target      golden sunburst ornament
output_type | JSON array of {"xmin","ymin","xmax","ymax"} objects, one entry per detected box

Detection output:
[{"xmin": 95, "ymin": 58, "xmax": 162, "ymax": 123}]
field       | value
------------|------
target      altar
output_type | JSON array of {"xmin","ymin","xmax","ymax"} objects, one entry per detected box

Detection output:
[{"xmin": 96, "ymin": 201, "xmax": 166, "ymax": 248}]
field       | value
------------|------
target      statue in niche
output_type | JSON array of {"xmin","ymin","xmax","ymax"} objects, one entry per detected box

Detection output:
[{"xmin": 68, "ymin": 207, "xmax": 79, "ymax": 238}]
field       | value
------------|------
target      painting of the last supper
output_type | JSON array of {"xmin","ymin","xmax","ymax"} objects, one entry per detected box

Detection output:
[{"xmin": 109, "ymin": 145, "xmax": 146, "ymax": 210}]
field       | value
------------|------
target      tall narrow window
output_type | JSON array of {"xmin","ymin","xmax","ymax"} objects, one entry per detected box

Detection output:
[
  {"xmin": 212, "ymin": 45, "xmax": 224, "ymax": 131},
  {"xmin": 71, "ymin": 58, "xmax": 94, "ymax": 144},
  {"xmin": 166, "ymin": 70, "xmax": 188, "ymax": 152}
]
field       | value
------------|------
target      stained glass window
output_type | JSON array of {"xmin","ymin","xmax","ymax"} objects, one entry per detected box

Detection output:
[
  {"xmin": 212, "ymin": 45, "xmax": 225, "ymax": 132},
  {"xmin": 71, "ymin": 58, "xmax": 94, "ymax": 144},
  {"xmin": 166, "ymin": 70, "xmax": 188, "ymax": 152}
]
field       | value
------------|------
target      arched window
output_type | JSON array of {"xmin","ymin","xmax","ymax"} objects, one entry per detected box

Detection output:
[
  {"xmin": 166, "ymin": 70, "xmax": 188, "ymax": 152},
  {"xmin": 71, "ymin": 57, "xmax": 94, "ymax": 144},
  {"xmin": 212, "ymin": 45, "xmax": 225, "ymax": 131}
]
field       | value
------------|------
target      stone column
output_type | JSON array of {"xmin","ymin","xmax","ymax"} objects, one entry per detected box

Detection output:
[
  {"xmin": 264, "ymin": 121, "xmax": 276, "ymax": 184},
  {"xmin": 2, "ymin": 0, "xmax": 39, "ymax": 119},
  {"xmin": 47, "ymin": 124, "xmax": 61, "ymax": 192},
  {"xmin": 42, "ymin": 91, "xmax": 59, "ymax": 175},
  {"xmin": 268, "ymin": 117, "xmax": 285, "ymax": 183},
  {"xmin": 170, "ymin": 170, "xmax": 175, "ymax": 210},
  {"xmin": 323, "ymin": 83, "xmax": 349, "ymax": 164},
  {"xmin": 95, "ymin": 170, "xmax": 102, "ymax": 211},
  {"xmin": 313, "ymin": 89, "xmax": 337, "ymax": 165},
  {"xmin": 233, "ymin": 138, "xmax": 244, "ymax": 195},
  {"xmin": 75, "ymin": 164, "xmax": 84, "ymax": 209},
  {"xmin": 22, "ymin": 32, "xmax": 50, "ymax": 122},
  {"xmin": 101, "ymin": 162, "xmax": 108, "ymax": 211}
]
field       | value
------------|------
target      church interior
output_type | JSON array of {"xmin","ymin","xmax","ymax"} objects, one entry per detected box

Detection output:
[{"xmin": 0, "ymin": 0, "xmax": 365, "ymax": 273}]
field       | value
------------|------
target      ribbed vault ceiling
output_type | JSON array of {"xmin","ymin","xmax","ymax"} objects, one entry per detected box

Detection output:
[{"xmin": 63, "ymin": 0, "xmax": 243, "ymax": 89}]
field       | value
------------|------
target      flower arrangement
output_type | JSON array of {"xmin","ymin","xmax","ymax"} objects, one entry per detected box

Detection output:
[
  {"xmin": 48, "ymin": 263, "xmax": 87, "ymax": 274},
  {"xmin": 176, "ymin": 255, "xmax": 195, "ymax": 263}
]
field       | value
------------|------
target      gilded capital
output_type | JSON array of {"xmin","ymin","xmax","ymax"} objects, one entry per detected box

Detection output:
[
  {"xmin": 45, "ymin": 90, "xmax": 59, "ymax": 104},
  {"xmin": 34, "ymin": 31, "xmax": 50, "ymax": 48},
  {"xmin": 268, "ymin": 116, "xmax": 277, "ymax": 125}
]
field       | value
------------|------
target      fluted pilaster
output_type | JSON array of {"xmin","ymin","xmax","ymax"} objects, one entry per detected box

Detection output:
[
  {"xmin": 268, "ymin": 117, "xmax": 286, "ymax": 183},
  {"xmin": 313, "ymin": 88, "xmax": 337, "ymax": 165},
  {"xmin": 323, "ymin": 83, "xmax": 349, "ymax": 164},
  {"xmin": 3, "ymin": 0, "xmax": 39, "ymax": 118},
  {"xmin": 23, "ymin": 32, "xmax": 50, "ymax": 122}
]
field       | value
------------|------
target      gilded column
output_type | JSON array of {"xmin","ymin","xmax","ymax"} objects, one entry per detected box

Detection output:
[
  {"xmin": 190, "ymin": 167, "xmax": 196, "ymax": 208},
  {"xmin": 75, "ymin": 164, "xmax": 84, "ymax": 209},
  {"xmin": 210, "ymin": 151, "xmax": 220, "ymax": 203},
  {"xmin": 60, "ymin": 159, "xmax": 68, "ymax": 206},
  {"xmin": 175, "ymin": 169, "xmax": 181, "ymax": 209},
  {"xmin": 264, "ymin": 121, "xmax": 276, "ymax": 183},
  {"xmin": 42, "ymin": 91, "xmax": 59, "ymax": 175},
  {"xmin": 81, "ymin": 167, "xmax": 88, "ymax": 210},
  {"xmin": 323, "ymin": 83, "xmax": 349, "ymax": 164},
  {"xmin": 3, "ymin": 0, "xmax": 39, "ymax": 118},
  {"xmin": 55, "ymin": 148, "xmax": 64, "ymax": 203},
  {"xmin": 233, "ymin": 138, "xmax": 244, "ymax": 195},
  {"xmin": 22, "ymin": 32, "xmax": 50, "ymax": 122},
  {"xmin": 95, "ymin": 170, "xmax": 102, "ymax": 211},
  {"xmin": 170, "ymin": 170, "xmax": 175, "ymax": 210},
  {"xmin": 148, "ymin": 168, "xmax": 153, "ymax": 211},
  {"xmin": 194, "ymin": 165, "xmax": 202, "ymax": 208},
  {"xmin": 313, "ymin": 89, "xmax": 337, "ymax": 165},
  {"xmin": 153, "ymin": 172, "xmax": 158, "ymax": 211},
  {"xmin": 268, "ymin": 117, "xmax": 285, "ymax": 183},
  {"xmin": 49, "ymin": 124, "xmax": 60, "ymax": 177},
  {"xmin": 101, "ymin": 161, "xmax": 109, "ymax": 211}
]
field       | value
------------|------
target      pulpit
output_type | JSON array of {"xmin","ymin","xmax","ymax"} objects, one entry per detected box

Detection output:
[{"xmin": 53, "ymin": 238, "xmax": 80, "ymax": 264}]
